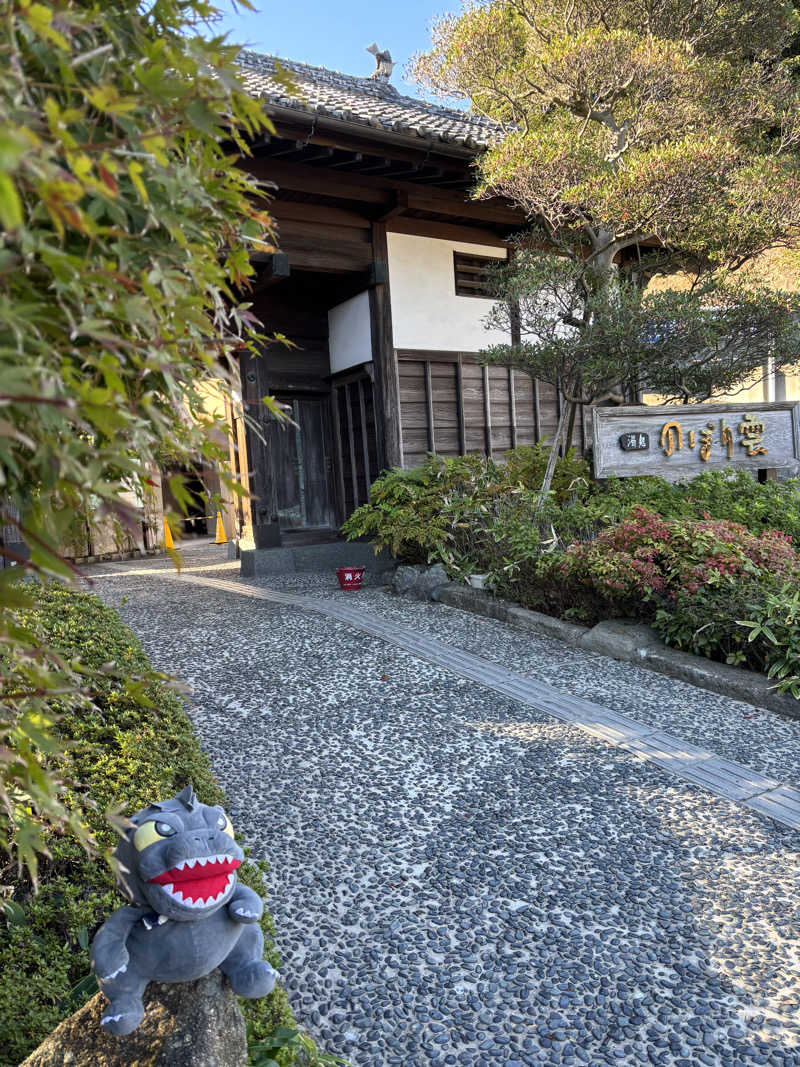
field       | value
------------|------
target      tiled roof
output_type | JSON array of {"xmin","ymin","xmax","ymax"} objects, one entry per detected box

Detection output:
[{"xmin": 236, "ymin": 51, "xmax": 498, "ymax": 150}]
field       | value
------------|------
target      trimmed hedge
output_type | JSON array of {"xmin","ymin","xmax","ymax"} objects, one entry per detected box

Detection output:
[{"xmin": 0, "ymin": 584, "xmax": 303, "ymax": 1067}]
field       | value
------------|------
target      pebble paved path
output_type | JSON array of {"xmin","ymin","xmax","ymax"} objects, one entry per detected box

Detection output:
[{"xmin": 89, "ymin": 545, "xmax": 800, "ymax": 1067}]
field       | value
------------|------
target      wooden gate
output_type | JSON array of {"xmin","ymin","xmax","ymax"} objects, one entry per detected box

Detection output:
[{"xmin": 331, "ymin": 368, "xmax": 380, "ymax": 518}]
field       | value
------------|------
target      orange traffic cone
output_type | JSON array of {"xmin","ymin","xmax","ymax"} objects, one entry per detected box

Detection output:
[
  {"xmin": 213, "ymin": 511, "xmax": 227, "ymax": 545},
  {"xmin": 163, "ymin": 516, "xmax": 175, "ymax": 550}
]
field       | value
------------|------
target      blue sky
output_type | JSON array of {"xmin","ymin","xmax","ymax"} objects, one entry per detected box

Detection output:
[{"xmin": 205, "ymin": 0, "xmax": 455, "ymax": 98}]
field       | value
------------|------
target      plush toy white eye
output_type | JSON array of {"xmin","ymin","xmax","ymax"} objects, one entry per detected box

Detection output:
[
  {"xmin": 217, "ymin": 812, "xmax": 234, "ymax": 837},
  {"xmin": 133, "ymin": 820, "xmax": 176, "ymax": 851}
]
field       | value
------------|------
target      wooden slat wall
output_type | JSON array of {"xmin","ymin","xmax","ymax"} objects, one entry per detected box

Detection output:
[
  {"xmin": 397, "ymin": 350, "xmax": 583, "ymax": 467},
  {"xmin": 332, "ymin": 373, "xmax": 380, "ymax": 517}
]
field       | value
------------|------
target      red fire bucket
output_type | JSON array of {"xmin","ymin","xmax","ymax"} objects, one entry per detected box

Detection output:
[{"xmin": 336, "ymin": 566, "xmax": 365, "ymax": 591}]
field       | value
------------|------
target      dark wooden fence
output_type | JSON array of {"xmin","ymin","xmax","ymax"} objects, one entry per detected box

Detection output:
[{"xmin": 396, "ymin": 350, "xmax": 584, "ymax": 467}]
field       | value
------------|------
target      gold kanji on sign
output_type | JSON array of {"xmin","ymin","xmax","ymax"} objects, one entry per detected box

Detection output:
[
  {"xmin": 699, "ymin": 421, "xmax": 715, "ymax": 461},
  {"xmin": 660, "ymin": 420, "xmax": 683, "ymax": 457},
  {"xmin": 737, "ymin": 413, "xmax": 768, "ymax": 456},
  {"xmin": 720, "ymin": 419, "xmax": 734, "ymax": 459}
]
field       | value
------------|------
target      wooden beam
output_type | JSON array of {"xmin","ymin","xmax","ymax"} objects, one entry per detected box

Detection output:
[
  {"xmin": 533, "ymin": 379, "xmax": 541, "ymax": 443},
  {"xmin": 388, "ymin": 215, "xmax": 510, "ymax": 248},
  {"xmin": 482, "ymin": 364, "xmax": 493, "ymax": 458},
  {"xmin": 266, "ymin": 116, "xmax": 475, "ymax": 170},
  {"xmin": 251, "ymin": 252, "xmax": 290, "ymax": 293},
  {"xmin": 329, "ymin": 152, "xmax": 363, "ymax": 169},
  {"xmin": 244, "ymin": 157, "xmax": 524, "ymax": 225},
  {"xmin": 345, "ymin": 383, "xmax": 359, "ymax": 509},
  {"xmin": 456, "ymin": 355, "xmax": 466, "ymax": 455},
  {"xmin": 424, "ymin": 360, "xmax": 435, "ymax": 453},
  {"xmin": 404, "ymin": 190, "xmax": 521, "ymax": 225},
  {"xmin": 277, "ymin": 233, "xmax": 373, "ymax": 272},
  {"xmin": 245, "ymin": 157, "xmax": 389, "ymax": 204},
  {"xmin": 369, "ymin": 221, "xmax": 402, "ymax": 469},
  {"xmin": 270, "ymin": 200, "xmax": 371, "ymax": 228},
  {"xmin": 358, "ymin": 378, "xmax": 372, "ymax": 499},
  {"xmin": 378, "ymin": 191, "xmax": 409, "ymax": 223}
]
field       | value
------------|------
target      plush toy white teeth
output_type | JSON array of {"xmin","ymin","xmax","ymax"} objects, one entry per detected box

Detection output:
[{"xmin": 172, "ymin": 854, "xmax": 236, "ymax": 871}]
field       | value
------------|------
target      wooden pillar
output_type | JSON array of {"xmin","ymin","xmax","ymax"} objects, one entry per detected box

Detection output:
[
  {"xmin": 508, "ymin": 369, "xmax": 517, "ymax": 449},
  {"xmin": 240, "ymin": 352, "xmax": 281, "ymax": 547},
  {"xmin": 345, "ymin": 383, "xmax": 360, "ymax": 509},
  {"xmin": 369, "ymin": 222, "xmax": 402, "ymax": 469},
  {"xmin": 330, "ymin": 385, "xmax": 347, "ymax": 522},
  {"xmin": 456, "ymin": 355, "xmax": 466, "ymax": 455},
  {"xmin": 358, "ymin": 379, "xmax": 372, "ymax": 499},
  {"xmin": 424, "ymin": 360, "xmax": 435, "ymax": 453},
  {"xmin": 482, "ymin": 364, "xmax": 493, "ymax": 458}
]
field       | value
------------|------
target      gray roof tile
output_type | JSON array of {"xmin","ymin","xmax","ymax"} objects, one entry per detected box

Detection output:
[{"xmin": 236, "ymin": 51, "xmax": 498, "ymax": 150}]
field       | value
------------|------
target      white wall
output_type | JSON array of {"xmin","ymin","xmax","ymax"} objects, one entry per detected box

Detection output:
[
  {"xmin": 328, "ymin": 290, "xmax": 372, "ymax": 374},
  {"xmin": 387, "ymin": 233, "xmax": 510, "ymax": 352}
]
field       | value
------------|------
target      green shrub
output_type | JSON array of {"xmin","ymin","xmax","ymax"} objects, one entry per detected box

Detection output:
[
  {"xmin": 586, "ymin": 469, "xmax": 800, "ymax": 540},
  {"xmin": 654, "ymin": 582, "xmax": 800, "ymax": 696},
  {"xmin": 503, "ymin": 508, "xmax": 800, "ymax": 693},
  {"xmin": 341, "ymin": 445, "xmax": 591, "ymax": 565},
  {"xmin": 0, "ymin": 585, "xmax": 308, "ymax": 1067}
]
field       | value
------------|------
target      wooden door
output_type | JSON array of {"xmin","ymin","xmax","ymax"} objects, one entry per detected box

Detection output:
[{"xmin": 272, "ymin": 397, "xmax": 336, "ymax": 531}]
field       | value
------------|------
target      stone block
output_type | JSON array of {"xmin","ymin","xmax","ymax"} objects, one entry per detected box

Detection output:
[
  {"xmin": 407, "ymin": 564, "xmax": 450, "ymax": 600},
  {"xmin": 20, "ymin": 971, "xmax": 247, "ymax": 1067},
  {"xmin": 579, "ymin": 619, "xmax": 663, "ymax": 661},
  {"xmin": 392, "ymin": 565, "xmax": 425, "ymax": 595}
]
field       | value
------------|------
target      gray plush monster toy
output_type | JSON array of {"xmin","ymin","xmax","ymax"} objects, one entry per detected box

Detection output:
[{"xmin": 91, "ymin": 785, "xmax": 277, "ymax": 1036}]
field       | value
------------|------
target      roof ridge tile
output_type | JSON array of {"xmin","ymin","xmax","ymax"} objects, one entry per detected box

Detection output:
[{"xmin": 235, "ymin": 49, "xmax": 499, "ymax": 149}]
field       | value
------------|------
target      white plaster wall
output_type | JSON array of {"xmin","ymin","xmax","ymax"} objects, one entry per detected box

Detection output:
[
  {"xmin": 328, "ymin": 291, "xmax": 372, "ymax": 373},
  {"xmin": 387, "ymin": 233, "xmax": 510, "ymax": 352}
]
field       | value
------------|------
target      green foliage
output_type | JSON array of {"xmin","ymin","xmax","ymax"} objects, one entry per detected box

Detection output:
[
  {"xmin": 412, "ymin": 0, "xmax": 800, "ymax": 498},
  {"xmin": 0, "ymin": 0, "xmax": 281, "ymax": 872},
  {"xmin": 654, "ymin": 582, "xmax": 800, "ymax": 697},
  {"xmin": 0, "ymin": 584, "xmax": 311, "ymax": 1066},
  {"xmin": 341, "ymin": 445, "xmax": 590, "ymax": 567},
  {"xmin": 348, "ymin": 453, "xmax": 800, "ymax": 691},
  {"xmin": 250, "ymin": 1027, "xmax": 347, "ymax": 1067},
  {"xmin": 587, "ymin": 469, "xmax": 800, "ymax": 539},
  {"xmin": 412, "ymin": 0, "xmax": 800, "ymax": 271},
  {"xmin": 484, "ymin": 256, "xmax": 800, "ymax": 406},
  {"xmin": 528, "ymin": 505, "xmax": 797, "ymax": 613}
]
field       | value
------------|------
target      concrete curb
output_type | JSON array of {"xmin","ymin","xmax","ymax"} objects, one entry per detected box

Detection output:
[
  {"xmin": 240, "ymin": 542, "xmax": 394, "ymax": 577},
  {"xmin": 432, "ymin": 583, "xmax": 800, "ymax": 720}
]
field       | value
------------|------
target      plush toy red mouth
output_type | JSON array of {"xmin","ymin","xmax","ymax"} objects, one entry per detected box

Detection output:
[{"xmin": 148, "ymin": 853, "xmax": 241, "ymax": 908}]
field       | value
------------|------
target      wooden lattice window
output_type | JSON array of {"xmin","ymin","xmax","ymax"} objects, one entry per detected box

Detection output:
[{"xmin": 453, "ymin": 251, "xmax": 499, "ymax": 298}]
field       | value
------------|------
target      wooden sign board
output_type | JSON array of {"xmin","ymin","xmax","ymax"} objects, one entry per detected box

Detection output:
[{"xmin": 592, "ymin": 401, "xmax": 800, "ymax": 481}]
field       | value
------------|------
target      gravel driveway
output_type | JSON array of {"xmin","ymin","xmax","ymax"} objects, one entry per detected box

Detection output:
[{"xmin": 90, "ymin": 546, "xmax": 800, "ymax": 1067}]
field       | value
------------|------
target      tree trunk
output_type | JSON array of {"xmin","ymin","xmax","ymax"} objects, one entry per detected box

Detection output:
[
  {"xmin": 565, "ymin": 400, "xmax": 578, "ymax": 453},
  {"xmin": 535, "ymin": 400, "xmax": 569, "ymax": 520}
]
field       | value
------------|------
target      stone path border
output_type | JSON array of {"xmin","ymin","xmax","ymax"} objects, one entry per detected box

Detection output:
[
  {"xmin": 434, "ymin": 584, "xmax": 800, "ymax": 720},
  {"xmin": 163, "ymin": 571, "xmax": 800, "ymax": 832}
]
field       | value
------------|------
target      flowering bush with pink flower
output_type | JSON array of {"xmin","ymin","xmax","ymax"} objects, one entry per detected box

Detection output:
[
  {"xmin": 508, "ymin": 507, "xmax": 800, "ymax": 625},
  {"xmin": 501, "ymin": 506, "xmax": 800, "ymax": 695}
]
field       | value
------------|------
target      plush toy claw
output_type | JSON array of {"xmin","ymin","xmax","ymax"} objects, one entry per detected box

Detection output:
[{"xmin": 91, "ymin": 786, "xmax": 277, "ymax": 1035}]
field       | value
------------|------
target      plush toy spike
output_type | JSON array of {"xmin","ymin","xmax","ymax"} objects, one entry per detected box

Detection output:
[{"xmin": 176, "ymin": 784, "xmax": 196, "ymax": 810}]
